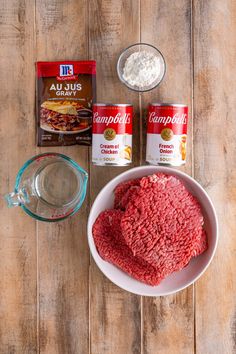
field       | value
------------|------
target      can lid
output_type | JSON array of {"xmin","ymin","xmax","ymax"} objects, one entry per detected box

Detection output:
[
  {"xmin": 150, "ymin": 103, "xmax": 188, "ymax": 107},
  {"xmin": 93, "ymin": 103, "xmax": 133, "ymax": 107}
]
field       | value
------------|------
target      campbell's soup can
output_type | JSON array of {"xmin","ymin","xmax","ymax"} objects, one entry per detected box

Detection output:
[
  {"xmin": 92, "ymin": 104, "xmax": 133, "ymax": 166},
  {"xmin": 146, "ymin": 103, "xmax": 188, "ymax": 166}
]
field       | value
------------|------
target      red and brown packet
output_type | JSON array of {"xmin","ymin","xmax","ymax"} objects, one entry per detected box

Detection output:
[{"xmin": 36, "ymin": 61, "xmax": 96, "ymax": 146}]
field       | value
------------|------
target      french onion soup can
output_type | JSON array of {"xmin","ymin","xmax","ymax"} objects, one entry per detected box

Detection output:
[
  {"xmin": 92, "ymin": 104, "xmax": 133, "ymax": 166},
  {"xmin": 146, "ymin": 103, "xmax": 188, "ymax": 166}
]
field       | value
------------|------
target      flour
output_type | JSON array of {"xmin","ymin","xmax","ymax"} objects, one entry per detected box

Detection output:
[{"xmin": 123, "ymin": 51, "xmax": 161, "ymax": 88}]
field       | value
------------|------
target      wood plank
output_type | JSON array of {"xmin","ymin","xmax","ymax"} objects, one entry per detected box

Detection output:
[
  {"xmin": 0, "ymin": 0, "xmax": 37, "ymax": 353},
  {"xmin": 35, "ymin": 1, "xmax": 90, "ymax": 353},
  {"xmin": 140, "ymin": 1, "xmax": 194, "ymax": 353},
  {"xmin": 1, "ymin": 1, "xmax": 234, "ymax": 353},
  {"xmin": 193, "ymin": 1, "xmax": 236, "ymax": 353},
  {"xmin": 89, "ymin": 1, "xmax": 142, "ymax": 353}
]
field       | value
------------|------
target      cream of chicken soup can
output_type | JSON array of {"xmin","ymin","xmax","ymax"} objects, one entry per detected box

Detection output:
[
  {"xmin": 146, "ymin": 103, "xmax": 188, "ymax": 166},
  {"xmin": 92, "ymin": 104, "xmax": 133, "ymax": 166}
]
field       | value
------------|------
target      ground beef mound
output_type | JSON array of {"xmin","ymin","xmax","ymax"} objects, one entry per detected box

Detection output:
[
  {"xmin": 193, "ymin": 229, "xmax": 208, "ymax": 256},
  {"xmin": 92, "ymin": 209, "xmax": 164, "ymax": 286},
  {"xmin": 120, "ymin": 173, "xmax": 207, "ymax": 276},
  {"xmin": 114, "ymin": 179, "xmax": 140, "ymax": 210},
  {"xmin": 92, "ymin": 173, "xmax": 208, "ymax": 286}
]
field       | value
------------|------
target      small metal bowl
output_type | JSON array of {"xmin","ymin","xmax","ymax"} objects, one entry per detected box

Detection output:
[{"xmin": 117, "ymin": 43, "xmax": 166, "ymax": 92}]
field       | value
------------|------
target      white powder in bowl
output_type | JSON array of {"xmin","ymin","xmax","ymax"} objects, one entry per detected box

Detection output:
[{"xmin": 122, "ymin": 51, "xmax": 162, "ymax": 89}]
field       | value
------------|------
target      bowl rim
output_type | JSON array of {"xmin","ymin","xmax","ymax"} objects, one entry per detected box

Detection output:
[
  {"xmin": 117, "ymin": 42, "xmax": 167, "ymax": 92},
  {"xmin": 87, "ymin": 166, "xmax": 219, "ymax": 296}
]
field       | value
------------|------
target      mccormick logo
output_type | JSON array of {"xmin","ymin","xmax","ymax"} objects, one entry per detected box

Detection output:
[
  {"xmin": 57, "ymin": 64, "xmax": 77, "ymax": 81},
  {"xmin": 60, "ymin": 64, "xmax": 74, "ymax": 76}
]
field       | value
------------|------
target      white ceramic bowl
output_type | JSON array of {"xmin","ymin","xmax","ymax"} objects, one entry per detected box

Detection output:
[{"xmin": 87, "ymin": 166, "xmax": 218, "ymax": 296}]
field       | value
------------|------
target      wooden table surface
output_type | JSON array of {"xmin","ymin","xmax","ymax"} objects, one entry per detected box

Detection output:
[{"xmin": 0, "ymin": 0, "xmax": 235, "ymax": 353}]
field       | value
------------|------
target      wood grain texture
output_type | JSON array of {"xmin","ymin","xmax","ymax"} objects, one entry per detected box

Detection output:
[
  {"xmin": 35, "ymin": 1, "xmax": 90, "ymax": 353},
  {"xmin": 140, "ymin": 0, "xmax": 193, "ymax": 171},
  {"xmin": 140, "ymin": 1, "xmax": 194, "ymax": 353},
  {"xmin": 89, "ymin": 1, "xmax": 142, "ymax": 353},
  {"xmin": 193, "ymin": 1, "xmax": 236, "ymax": 353},
  {"xmin": 0, "ymin": 0, "xmax": 37, "ymax": 353},
  {"xmin": 0, "ymin": 0, "xmax": 235, "ymax": 353}
]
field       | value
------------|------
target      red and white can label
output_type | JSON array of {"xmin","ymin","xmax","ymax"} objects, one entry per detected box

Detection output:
[
  {"xmin": 92, "ymin": 105, "xmax": 133, "ymax": 165},
  {"xmin": 146, "ymin": 104, "xmax": 188, "ymax": 166}
]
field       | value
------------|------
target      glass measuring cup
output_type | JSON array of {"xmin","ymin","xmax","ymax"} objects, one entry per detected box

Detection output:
[{"xmin": 5, "ymin": 153, "xmax": 88, "ymax": 222}]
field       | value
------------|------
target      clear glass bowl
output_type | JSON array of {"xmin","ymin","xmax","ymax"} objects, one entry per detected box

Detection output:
[
  {"xmin": 117, "ymin": 43, "xmax": 166, "ymax": 92},
  {"xmin": 5, "ymin": 153, "xmax": 88, "ymax": 222}
]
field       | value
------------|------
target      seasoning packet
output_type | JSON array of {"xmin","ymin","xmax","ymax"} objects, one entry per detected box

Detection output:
[{"xmin": 36, "ymin": 61, "xmax": 96, "ymax": 146}]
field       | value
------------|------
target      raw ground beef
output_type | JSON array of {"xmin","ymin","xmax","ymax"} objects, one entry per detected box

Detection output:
[
  {"xmin": 117, "ymin": 185, "xmax": 141, "ymax": 211},
  {"xmin": 120, "ymin": 173, "xmax": 207, "ymax": 276},
  {"xmin": 114, "ymin": 178, "xmax": 140, "ymax": 210},
  {"xmin": 92, "ymin": 173, "xmax": 208, "ymax": 286},
  {"xmin": 92, "ymin": 209, "xmax": 164, "ymax": 286},
  {"xmin": 193, "ymin": 229, "xmax": 208, "ymax": 256}
]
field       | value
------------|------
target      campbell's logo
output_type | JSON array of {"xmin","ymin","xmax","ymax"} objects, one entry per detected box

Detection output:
[
  {"xmin": 60, "ymin": 64, "xmax": 73, "ymax": 76},
  {"xmin": 93, "ymin": 112, "xmax": 131, "ymax": 125},
  {"xmin": 149, "ymin": 112, "xmax": 187, "ymax": 125}
]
